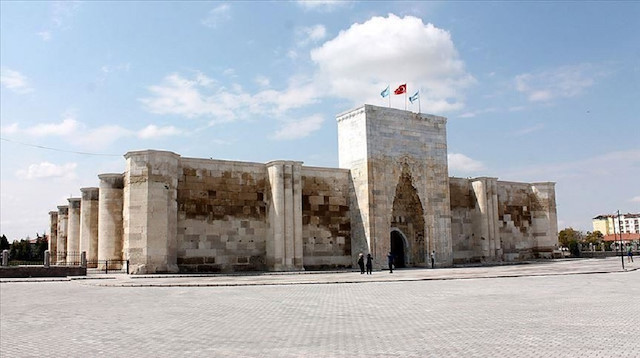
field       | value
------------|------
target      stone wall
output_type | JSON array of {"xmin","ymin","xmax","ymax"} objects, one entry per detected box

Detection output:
[
  {"xmin": 176, "ymin": 158, "xmax": 268, "ymax": 273},
  {"xmin": 449, "ymin": 177, "xmax": 558, "ymax": 263},
  {"xmin": 301, "ymin": 166, "xmax": 351, "ymax": 270},
  {"xmin": 449, "ymin": 177, "xmax": 482, "ymax": 263},
  {"xmin": 497, "ymin": 181, "xmax": 557, "ymax": 260},
  {"xmin": 338, "ymin": 105, "xmax": 452, "ymax": 267}
]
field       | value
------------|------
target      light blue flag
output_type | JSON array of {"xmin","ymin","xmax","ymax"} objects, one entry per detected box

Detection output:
[
  {"xmin": 380, "ymin": 85, "xmax": 390, "ymax": 98},
  {"xmin": 409, "ymin": 91, "xmax": 419, "ymax": 103}
]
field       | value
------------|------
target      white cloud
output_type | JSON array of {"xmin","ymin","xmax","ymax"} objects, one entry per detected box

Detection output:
[
  {"xmin": 502, "ymin": 149, "xmax": 640, "ymax": 183},
  {"xmin": 513, "ymin": 123, "xmax": 545, "ymax": 136},
  {"xmin": 0, "ymin": 68, "xmax": 34, "ymax": 94},
  {"xmin": 457, "ymin": 107, "xmax": 497, "ymax": 119},
  {"xmin": 271, "ymin": 115, "xmax": 325, "ymax": 140},
  {"xmin": 202, "ymin": 4, "xmax": 231, "ymax": 28},
  {"xmin": 140, "ymin": 14, "xmax": 473, "ymax": 126},
  {"xmin": 296, "ymin": 25, "xmax": 327, "ymax": 46},
  {"xmin": 297, "ymin": 0, "xmax": 348, "ymax": 12},
  {"xmin": 36, "ymin": 1, "xmax": 82, "ymax": 41},
  {"xmin": 139, "ymin": 73, "xmax": 243, "ymax": 121},
  {"xmin": 137, "ymin": 125, "xmax": 183, "ymax": 139},
  {"xmin": 16, "ymin": 162, "xmax": 77, "ymax": 180},
  {"xmin": 0, "ymin": 123, "xmax": 19, "ymax": 134},
  {"xmin": 140, "ymin": 72, "xmax": 319, "ymax": 122},
  {"xmin": 37, "ymin": 31, "xmax": 52, "ymax": 41},
  {"xmin": 25, "ymin": 117, "xmax": 79, "ymax": 137},
  {"xmin": 310, "ymin": 14, "xmax": 474, "ymax": 112},
  {"xmin": 448, "ymin": 153, "xmax": 486, "ymax": 174},
  {"xmin": 515, "ymin": 64, "xmax": 597, "ymax": 102},
  {"xmin": 74, "ymin": 125, "xmax": 133, "ymax": 149},
  {"xmin": 7, "ymin": 112, "xmax": 186, "ymax": 150},
  {"xmin": 631, "ymin": 196, "xmax": 640, "ymax": 203},
  {"xmin": 254, "ymin": 75, "xmax": 270, "ymax": 88}
]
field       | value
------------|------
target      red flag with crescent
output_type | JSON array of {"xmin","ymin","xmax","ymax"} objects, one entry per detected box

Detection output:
[{"xmin": 394, "ymin": 84, "xmax": 406, "ymax": 95}]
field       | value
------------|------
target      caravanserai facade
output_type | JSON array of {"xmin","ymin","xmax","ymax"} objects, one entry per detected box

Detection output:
[{"xmin": 48, "ymin": 105, "xmax": 558, "ymax": 274}]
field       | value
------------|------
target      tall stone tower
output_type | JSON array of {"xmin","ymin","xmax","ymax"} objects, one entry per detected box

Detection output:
[{"xmin": 337, "ymin": 104, "xmax": 453, "ymax": 267}]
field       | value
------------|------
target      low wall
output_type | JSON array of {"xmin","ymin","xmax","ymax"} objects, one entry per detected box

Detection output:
[{"xmin": 0, "ymin": 266, "xmax": 87, "ymax": 278}]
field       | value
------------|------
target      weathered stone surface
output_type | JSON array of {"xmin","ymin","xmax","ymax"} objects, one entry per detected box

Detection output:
[
  {"xmin": 337, "ymin": 105, "xmax": 452, "ymax": 268},
  {"xmin": 80, "ymin": 187, "xmax": 99, "ymax": 267},
  {"xmin": 48, "ymin": 104, "xmax": 557, "ymax": 273}
]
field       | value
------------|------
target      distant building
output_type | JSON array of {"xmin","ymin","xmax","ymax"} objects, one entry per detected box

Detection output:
[{"xmin": 593, "ymin": 213, "xmax": 640, "ymax": 235}]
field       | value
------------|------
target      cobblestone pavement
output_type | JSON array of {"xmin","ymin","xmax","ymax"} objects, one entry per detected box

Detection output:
[{"xmin": 1, "ymin": 258, "xmax": 638, "ymax": 357}]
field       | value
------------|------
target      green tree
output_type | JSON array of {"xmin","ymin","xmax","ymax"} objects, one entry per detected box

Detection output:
[
  {"xmin": 0, "ymin": 235, "xmax": 9, "ymax": 251},
  {"xmin": 584, "ymin": 231, "xmax": 603, "ymax": 244},
  {"xmin": 558, "ymin": 228, "xmax": 583, "ymax": 247},
  {"xmin": 34, "ymin": 234, "xmax": 48, "ymax": 260}
]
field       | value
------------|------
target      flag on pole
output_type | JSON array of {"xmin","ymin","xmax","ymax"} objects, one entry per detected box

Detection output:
[
  {"xmin": 394, "ymin": 84, "xmax": 406, "ymax": 95},
  {"xmin": 409, "ymin": 91, "xmax": 419, "ymax": 103},
  {"xmin": 380, "ymin": 85, "xmax": 390, "ymax": 98}
]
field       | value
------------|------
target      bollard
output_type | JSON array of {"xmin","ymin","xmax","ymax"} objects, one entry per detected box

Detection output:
[
  {"xmin": 44, "ymin": 250, "xmax": 51, "ymax": 268},
  {"xmin": 1, "ymin": 250, "xmax": 8, "ymax": 266},
  {"xmin": 81, "ymin": 251, "xmax": 87, "ymax": 268}
]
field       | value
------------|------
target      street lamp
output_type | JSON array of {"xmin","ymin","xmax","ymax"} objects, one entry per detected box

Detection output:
[{"xmin": 615, "ymin": 210, "xmax": 625, "ymax": 270}]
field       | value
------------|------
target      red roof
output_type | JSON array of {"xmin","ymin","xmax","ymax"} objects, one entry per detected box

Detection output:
[{"xmin": 602, "ymin": 233, "xmax": 640, "ymax": 242}]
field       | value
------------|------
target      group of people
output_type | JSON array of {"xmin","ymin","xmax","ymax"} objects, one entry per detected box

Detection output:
[
  {"xmin": 357, "ymin": 253, "xmax": 373, "ymax": 274},
  {"xmin": 357, "ymin": 251, "xmax": 437, "ymax": 274}
]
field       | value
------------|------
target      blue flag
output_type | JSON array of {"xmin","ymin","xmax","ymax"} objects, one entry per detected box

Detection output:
[
  {"xmin": 409, "ymin": 91, "xmax": 419, "ymax": 103},
  {"xmin": 380, "ymin": 85, "xmax": 390, "ymax": 98}
]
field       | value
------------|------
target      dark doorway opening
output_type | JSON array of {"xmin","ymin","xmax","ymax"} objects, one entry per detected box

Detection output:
[{"xmin": 390, "ymin": 231, "xmax": 406, "ymax": 268}]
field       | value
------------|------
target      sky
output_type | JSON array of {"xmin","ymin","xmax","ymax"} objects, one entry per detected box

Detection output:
[{"xmin": 1, "ymin": 1, "xmax": 639, "ymax": 241}]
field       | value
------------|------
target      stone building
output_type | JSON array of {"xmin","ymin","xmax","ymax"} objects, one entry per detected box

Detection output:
[{"xmin": 48, "ymin": 105, "xmax": 558, "ymax": 274}]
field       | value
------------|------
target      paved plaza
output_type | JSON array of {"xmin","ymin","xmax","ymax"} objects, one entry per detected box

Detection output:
[{"xmin": 1, "ymin": 257, "xmax": 638, "ymax": 357}]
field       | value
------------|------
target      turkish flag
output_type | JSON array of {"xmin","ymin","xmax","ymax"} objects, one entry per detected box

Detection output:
[{"xmin": 394, "ymin": 84, "xmax": 406, "ymax": 95}]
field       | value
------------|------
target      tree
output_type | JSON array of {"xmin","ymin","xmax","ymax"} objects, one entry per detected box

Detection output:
[
  {"xmin": 558, "ymin": 228, "xmax": 583, "ymax": 257},
  {"xmin": 584, "ymin": 231, "xmax": 603, "ymax": 244},
  {"xmin": 0, "ymin": 235, "xmax": 9, "ymax": 251},
  {"xmin": 558, "ymin": 228, "xmax": 582, "ymax": 247}
]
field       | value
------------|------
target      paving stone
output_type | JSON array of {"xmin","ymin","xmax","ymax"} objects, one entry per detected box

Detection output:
[{"xmin": 1, "ymin": 258, "xmax": 637, "ymax": 357}]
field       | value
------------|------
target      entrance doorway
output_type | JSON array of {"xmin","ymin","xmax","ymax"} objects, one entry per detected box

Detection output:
[{"xmin": 390, "ymin": 231, "xmax": 406, "ymax": 268}]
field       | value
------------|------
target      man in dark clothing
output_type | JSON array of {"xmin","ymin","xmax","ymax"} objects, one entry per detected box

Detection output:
[
  {"xmin": 387, "ymin": 252, "xmax": 394, "ymax": 273},
  {"xmin": 366, "ymin": 253, "xmax": 373, "ymax": 274},
  {"xmin": 357, "ymin": 253, "xmax": 365, "ymax": 274}
]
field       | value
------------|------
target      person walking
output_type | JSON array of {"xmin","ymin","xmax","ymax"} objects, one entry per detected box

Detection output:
[
  {"xmin": 366, "ymin": 253, "xmax": 373, "ymax": 274},
  {"xmin": 628, "ymin": 246, "xmax": 634, "ymax": 263},
  {"xmin": 431, "ymin": 250, "xmax": 436, "ymax": 269},
  {"xmin": 357, "ymin": 253, "xmax": 365, "ymax": 274},
  {"xmin": 387, "ymin": 252, "xmax": 394, "ymax": 273}
]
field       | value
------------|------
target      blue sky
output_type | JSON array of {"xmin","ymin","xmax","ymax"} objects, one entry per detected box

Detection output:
[{"xmin": 1, "ymin": 1, "xmax": 639, "ymax": 240}]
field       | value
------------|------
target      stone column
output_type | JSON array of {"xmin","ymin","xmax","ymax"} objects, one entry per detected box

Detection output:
[
  {"xmin": 472, "ymin": 177, "xmax": 500, "ymax": 261},
  {"xmin": 266, "ymin": 161, "xmax": 303, "ymax": 271},
  {"xmin": 123, "ymin": 150, "xmax": 180, "ymax": 274},
  {"xmin": 98, "ymin": 174, "xmax": 124, "ymax": 267},
  {"xmin": 48, "ymin": 211, "xmax": 58, "ymax": 264},
  {"xmin": 80, "ymin": 187, "xmax": 99, "ymax": 267},
  {"xmin": 56, "ymin": 205, "xmax": 68, "ymax": 264},
  {"xmin": 66, "ymin": 197, "xmax": 81, "ymax": 263}
]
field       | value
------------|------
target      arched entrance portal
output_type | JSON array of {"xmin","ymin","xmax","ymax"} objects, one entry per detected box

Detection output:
[
  {"xmin": 390, "ymin": 230, "xmax": 406, "ymax": 268},
  {"xmin": 390, "ymin": 163, "xmax": 426, "ymax": 267}
]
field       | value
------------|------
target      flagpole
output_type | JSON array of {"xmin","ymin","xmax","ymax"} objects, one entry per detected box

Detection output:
[
  {"xmin": 388, "ymin": 84, "xmax": 391, "ymax": 108},
  {"xmin": 405, "ymin": 83, "xmax": 407, "ymax": 110}
]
